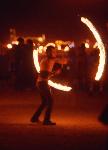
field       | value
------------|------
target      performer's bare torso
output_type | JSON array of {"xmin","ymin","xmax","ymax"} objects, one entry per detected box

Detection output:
[
  {"xmin": 37, "ymin": 57, "xmax": 55, "ymax": 82},
  {"xmin": 40, "ymin": 58, "xmax": 55, "ymax": 72},
  {"xmin": 37, "ymin": 47, "xmax": 67, "ymax": 82}
]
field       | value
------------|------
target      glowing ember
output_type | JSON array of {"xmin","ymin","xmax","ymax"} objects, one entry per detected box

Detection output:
[
  {"xmin": 81, "ymin": 17, "xmax": 106, "ymax": 81},
  {"xmin": 33, "ymin": 49, "xmax": 72, "ymax": 91}
]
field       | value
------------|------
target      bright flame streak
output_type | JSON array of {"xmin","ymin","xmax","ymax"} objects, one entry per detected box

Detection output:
[
  {"xmin": 46, "ymin": 43, "xmax": 55, "ymax": 47},
  {"xmin": 81, "ymin": 17, "xmax": 106, "ymax": 81},
  {"xmin": 48, "ymin": 80, "xmax": 72, "ymax": 91},
  {"xmin": 33, "ymin": 50, "xmax": 40, "ymax": 72},
  {"xmin": 33, "ymin": 49, "xmax": 72, "ymax": 91}
]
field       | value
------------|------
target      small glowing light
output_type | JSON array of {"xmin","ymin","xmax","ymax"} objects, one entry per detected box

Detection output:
[
  {"xmin": 33, "ymin": 43, "xmax": 36, "ymax": 46},
  {"xmin": 38, "ymin": 46, "xmax": 44, "ymax": 54},
  {"xmin": 7, "ymin": 44, "xmax": 12, "ymax": 49},
  {"xmin": 12, "ymin": 41, "xmax": 19, "ymax": 45},
  {"xmin": 66, "ymin": 66, "xmax": 70, "ymax": 70},
  {"xmin": 69, "ymin": 42, "xmax": 75, "ymax": 48},
  {"xmin": 81, "ymin": 17, "xmax": 106, "ymax": 81},
  {"xmin": 64, "ymin": 46, "xmax": 70, "ymax": 52},
  {"xmin": 55, "ymin": 40, "xmax": 64, "ymax": 45},
  {"xmin": 93, "ymin": 42, "xmax": 98, "ymax": 48},
  {"xmin": 57, "ymin": 45, "xmax": 61, "ymax": 50},
  {"xmin": 37, "ymin": 37, "xmax": 43, "ymax": 43},
  {"xmin": 85, "ymin": 43, "xmax": 90, "ymax": 48}
]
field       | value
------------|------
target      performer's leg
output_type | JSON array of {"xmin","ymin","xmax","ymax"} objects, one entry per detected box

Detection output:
[
  {"xmin": 43, "ymin": 87, "xmax": 56, "ymax": 125},
  {"xmin": 44, "ymin": 90, "xmax": 53, "ymax": 122},
  {"xmin": 31, "ymin": 81, "xmax": 48, "ymax": 122},
  {"xmin": 31, "ymin": 95, "xmax": 47, "ymax": 122}
]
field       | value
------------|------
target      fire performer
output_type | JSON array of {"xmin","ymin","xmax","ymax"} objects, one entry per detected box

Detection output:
[{"xmin": 31, "ymin": 46, "xmax": 67, "ymax": 125}]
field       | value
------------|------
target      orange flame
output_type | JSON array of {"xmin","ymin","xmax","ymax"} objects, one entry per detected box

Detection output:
[
  {"xmin": 33, "ymin": 50, "xmax": 40, "ymax": 73},
  {"xmin": 81, "ymin": 17, "xmax": 106, "ymax": 81}
]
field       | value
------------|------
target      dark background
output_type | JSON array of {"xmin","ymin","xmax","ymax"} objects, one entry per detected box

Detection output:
[{"xmin": 0, "ymin": 0, "xmax": 107, "ymax": 43}]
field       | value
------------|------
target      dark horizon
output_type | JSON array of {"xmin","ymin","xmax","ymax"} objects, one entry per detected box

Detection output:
[{"xmin": 0, "ymin": 0, "xmax": 108, "ymax": 43}]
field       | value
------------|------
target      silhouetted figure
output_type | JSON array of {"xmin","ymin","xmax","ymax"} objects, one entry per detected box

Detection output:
[
  {"xmin": 88, "ymin": 49, "xmax": 100, "ymax": 93},
  {"xmin": 98, "ymin": 104, "xmax": 108, "ymax": 125},
  {"xmin": 0, "ymin": 54, "xmax": 10, "ymax": 87},
  {"xmin": 31, "ymin": 46, "xmax": 67, "ymax": 125},
  {"xmin": 14, "ymin": 37, "xmax": 26, "ymax": 90},
  {"xmin": 76, "ymin": 43, "xmax": 88, "ymax": 91},
  {"xmin": 22, "ymin": 39, "xmax": 36, "ymax": 89}
]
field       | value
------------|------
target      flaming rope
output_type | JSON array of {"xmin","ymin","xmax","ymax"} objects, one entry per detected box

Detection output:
[
  {"xmin": 33, "ymin": 49, "xmax": 72, "ymax": 91},
  {"xmin": 81, "ymin": 17, "xmax": 106, "ymax": 81}
]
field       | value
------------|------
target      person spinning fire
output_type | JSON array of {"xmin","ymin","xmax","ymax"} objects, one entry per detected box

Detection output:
[{"xmin": 31, "ymin": 46, "xmax": 67, "ymax": 125}]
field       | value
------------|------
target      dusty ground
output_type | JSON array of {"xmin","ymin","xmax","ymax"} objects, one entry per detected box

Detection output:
[{"xmin": 0, "ymin": 88, "xmax": 108, "ymax": 150}]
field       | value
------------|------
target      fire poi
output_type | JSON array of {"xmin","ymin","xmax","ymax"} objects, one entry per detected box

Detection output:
[
  {"xmin": 81, "ymin": 17, "xmax": 106, "ymax": 81},
  {"xmin": 33, "ymin": 48, "xmax": 72, "ymax": 92},
  {"xmin": 33, "ymin": 17, "xmax": 106, "ymax": 91}
]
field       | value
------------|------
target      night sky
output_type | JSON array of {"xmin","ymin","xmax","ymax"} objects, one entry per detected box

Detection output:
[{"xmin": 0, "ymin": 0, "xmax": 107, "ymax": 42}]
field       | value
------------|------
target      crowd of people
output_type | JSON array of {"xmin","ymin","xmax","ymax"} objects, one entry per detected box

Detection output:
[
  {"xmin": 0, "ymin": 37, "xmax": 37, "ymax": 90},
  {"xmin": 0, "ymin": 38, "xmax": 108, "ymax": 93}
]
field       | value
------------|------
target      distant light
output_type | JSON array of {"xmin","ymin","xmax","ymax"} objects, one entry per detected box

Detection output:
[
  {"xmin": 37, "ymin": 37, "xmax": 44, "ymax": 43},
  {"xmin": 57, "ymin": 45, "xmax": 61, "ymax": 50},
  {"xmin": 33, "ymin": 43, "xmax": 36, "ymax": 46},
  {"xmin": 12, "ymin": 41, "xmax": 19, "ymax": 45},
  {"xmin": 69, "ymin": 42, "xmax": 75, "ymax": 48},
  {"xmin": 85, "ymin": 43, "xmax": 90, "ymax": 48},
  {"xmin": 66, "ymin": 66, "xmax": 70, "ymax": 70},
  {"xmin": 7, "ymin": 44, "xmax": 12, "ymax": 49},
  {"xmin": 93, "ymin": 42, "xmax": 98, "ymax": 48},
  {"xmin": 64, "ymin": 46, "xmax": 70, "ymax": 52},
  {"xmin": 38, "ymin": 46, "xmax": 44, "ymax": 53}
]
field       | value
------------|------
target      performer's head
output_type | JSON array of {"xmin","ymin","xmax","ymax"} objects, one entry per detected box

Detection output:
[
  {"xmin": 17, "ymin": 37, "xmax": 24, "ymax": 45},
  {"xmin": 46, "ymin": 46, "xmax": 57, "ymax": 58}
]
